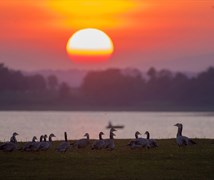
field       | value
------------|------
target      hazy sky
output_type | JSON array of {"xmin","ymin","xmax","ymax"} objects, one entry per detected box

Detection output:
[{"xmin": 0, "ymin": 0, "xmax": 214, "ymax": 71}]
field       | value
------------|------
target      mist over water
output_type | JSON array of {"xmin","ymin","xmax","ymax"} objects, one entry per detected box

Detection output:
[{"xmin": 0, "ymin": 111, "xmax": 213, "ymax": 142}]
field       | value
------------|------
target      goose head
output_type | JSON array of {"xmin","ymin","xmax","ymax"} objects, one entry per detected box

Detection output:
[
  {"xmin": 110, "ymin": 128, "xmax": 117, "ymax": 133},
  {"xmin": 32, "ymin": 136, "xmax": 37, "ymax": 142},
  {"xmin": 84, "ymin": 133, "xmax": 90, "ymax": 139},
  {"xmin": 99, "ymin": 132, "xmax": 104, "ymax": 136},
  {"xmin": 174, "ymin": 123, "xmax": 183, "ymax": 128},
  {"xmin": 48, "ymin": 133, "xmax": 56, "ymax": 142},
  {"xmin": 13, "ymin": 132, "xmax": 19, "ymax": 136},
  {"xmin": 49, "ymin": 133, "xmax": 56, "ymax": 138},
  {"xmin": 135, "ymin": 131, "xmax": 141, "ymax": 139}
]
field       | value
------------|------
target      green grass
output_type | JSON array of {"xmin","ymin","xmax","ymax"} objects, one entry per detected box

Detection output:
[{"xmin": 0, "ymin": 139, "xmax": 213, "ymax": 179}]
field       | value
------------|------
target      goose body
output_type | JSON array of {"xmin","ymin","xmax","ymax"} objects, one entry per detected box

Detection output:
[
  {"xmin": 56, "ymin": 132, "xmax": 70, "ymax": 152},
  {"xmin": 0, "ymin": 142, "xmax": 17, "ymax": 152},
  {"xmin": 31, "ymin": 135, "xmax": 43, "ymax": 151},
  {"xmin": 92, "ymin": 132, "xmax": 105, "ymax": 150},
  {"xmin": 174, "ymin": 123, "xmax": 196, "ymax": 146},
  {"xmin": 104, "ymin": 128, "xmax": 116, "ymax": 148},
  {"xmin": 23, "ymin": 136, "xmax": 37, "ymax": 151},
  {"xmin": 135, "ymin": 137, "xmax": 148, "ymax": 148},
  {"xmin": 0, "ymin": 132, "xmax": 18, "ymax": 152},
  {"xmin": 75, "ymin": 133, "xmax": 90, "ymax": 149},
  {"xmin": 128, "ymin": 131, "xmax": 141, "ymax": 149},
  {"xmin": 128, "ymin": 131, "xmax": 148, "ymax": 149},
  {"xmin": 105, "ymin": 132, "xmax": 116, "ymax": 150},
  {"xmin": 144, "ymin": 131, "xmax": 158, "ymax": 148},
  {"xmin": 37, "ymin": 133, "xmax": 55, "ymax": 151}
]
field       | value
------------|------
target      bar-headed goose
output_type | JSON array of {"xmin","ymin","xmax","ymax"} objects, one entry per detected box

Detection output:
[
  {"xmin": 56, "ymin": 132, "xmax": 71, "ymax": 152},
  {"xmin": 144, "ymin": 131, "xmax": 158, "ymax": 148},
  {"xmin": 10, "ymin": 132, "xmax": 19, "ymax": 143},
  {"xmin": 128, "ymin": 131, "xmax": 142, "ymax": 149},
  {"xmin": 31, "ymin": 135, "xmax": 43, "ymax": 151},
  {"xmin": 23, "ymin": 136, "xmax": 37, "ymax": 151},
  {"xmin": 105, "ymin": 132, "xmax": 116, "ymax": 150},
  {"xmin": 135, "ymin": 133, "xmax": 148, "ymax": 148},
  {"xmin": 104, "ymin": 128, "xmax": 117, "ymax": 148},
  {"xmin": 74, "ymin": 133, "xmax": 90, "ymax": 149},
  {"xmin": 0, "ymin": 132, "xmax": 19, "ymax": 152},
  {"xmin": 91, "ymin": 132, "xmax": 105, "ymax": 150},
  {"xmin": 38, "ymin": 133, "xmax": 55, "ymax": 151},
  {"xmin": 128, "ymin": 131, "xmax": 148, "ymax": 149},
  {"xmin": 174, "ymin": 123, "xmax": 196, "ymax": 146}
]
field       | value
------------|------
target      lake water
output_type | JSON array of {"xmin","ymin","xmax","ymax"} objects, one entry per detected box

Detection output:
[{"xmin": 0, "ymin": 111, "xmax": 214, "ymax": 142}]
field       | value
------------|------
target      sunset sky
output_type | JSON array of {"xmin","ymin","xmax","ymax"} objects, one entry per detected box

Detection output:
[{"xmin": 0, "ymin": 0, "xmax": 214, "ymax": 71}]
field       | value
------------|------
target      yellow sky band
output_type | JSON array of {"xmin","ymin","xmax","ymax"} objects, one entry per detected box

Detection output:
[{"xmin": 67, "ymin": 49, "xmax": 113, "ymax": 56}]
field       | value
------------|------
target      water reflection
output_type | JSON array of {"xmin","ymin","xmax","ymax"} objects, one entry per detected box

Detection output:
[{"xmin": 0, "ymin": 111, "xmax": 213, "ymax": 141}]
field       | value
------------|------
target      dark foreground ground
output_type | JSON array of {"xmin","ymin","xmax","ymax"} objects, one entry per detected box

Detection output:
[{"xmin": 0, "ymin": 139, "xmax": 213, "ymax": 179}]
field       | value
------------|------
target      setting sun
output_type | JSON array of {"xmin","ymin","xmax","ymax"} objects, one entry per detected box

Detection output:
[{"xmin": 66, "ymin": 28, "xmax": 114, "ymax": 63}]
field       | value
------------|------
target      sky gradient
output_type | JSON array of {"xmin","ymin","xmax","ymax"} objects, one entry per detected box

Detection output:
[{"xmin": 0, "ymin": 0, "xmax": 214, "ymax": 71}]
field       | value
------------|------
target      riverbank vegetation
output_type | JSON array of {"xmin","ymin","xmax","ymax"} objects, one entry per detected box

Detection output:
[{"xmin": 1, "ymin": 63, "xmax": 214, "ymax": 111}]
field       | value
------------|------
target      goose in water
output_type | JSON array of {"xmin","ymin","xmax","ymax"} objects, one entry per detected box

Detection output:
[
  {"xmin": 0, "ymin": 132, "xmax": 19, "ymax": 152},
  {"xmin": 144, "ymin": 131, "xmax": 158, "ymax": 148},
  {"xmin": 128, "ymin": 131, "xmax": 144, "ymax": 149},
  {"xmin": 104, "ymin": 128, "xmax": 117, "ymax": 148},
  {"xmin": 23, "ymin": 136, "xmax": 37, "ymax": 151},
  {"xmin": 56, "ymin": 132, "xmax": 71, "ymax": 152},
  {"xmin": 105, "ymin": 132, "xmax": 116, "ymax": 150},
  {"xmin": 91, "ymin": 132, "xmax": 105, "ymax": 150},
  {"xmin": 74, "ymin": 133, "xmax": 90, "ymax": 149},
  {"xmin": 37, "ymin": 133, "xmax": 55, "ymax": 151},
  {"xmin": 174, "ymin": 123, "xmax": 196, "ymax": 146}
]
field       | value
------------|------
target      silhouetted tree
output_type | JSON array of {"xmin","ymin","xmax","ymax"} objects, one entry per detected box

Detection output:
[
  {"xmin": 47, "ymin": 75, "xmax": 58, "ymax": 91},
  {"xmin": 59, "ymin": 82, "xmax": 71, "ymax": 100}
]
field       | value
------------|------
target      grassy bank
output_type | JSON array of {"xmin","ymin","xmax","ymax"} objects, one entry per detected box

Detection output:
[{"xmin": 0, "ymin": 139, "xmax": 213, "ymax": 179}]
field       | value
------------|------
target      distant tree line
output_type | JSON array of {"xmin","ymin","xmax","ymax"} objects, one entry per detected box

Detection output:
[
  {"xmin": 81, "ymin": 67, "xmax": 214, "ymax": 109},
  {"xmin": 0, "ymin": 63, "xmax": 73, "ymax": 108},
  {"xmin": 0, "ymin": 63, "xmax": 214, "ymax": 110}
]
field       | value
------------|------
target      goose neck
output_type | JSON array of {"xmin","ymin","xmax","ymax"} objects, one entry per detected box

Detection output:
[
  {"xmin": 99, "ymin": 133, "xmax": 103, "ymax": 140},
  {"xmin": 64, "ymin": 132, "xmax": 68, "ymax": 142},
  {"xmin": 177, "ymin": 126, "xmax": 183, "ymax": 137},
  {"xmin": 146, "ymin": 133, "xmax": 150, "ymax": 139}
]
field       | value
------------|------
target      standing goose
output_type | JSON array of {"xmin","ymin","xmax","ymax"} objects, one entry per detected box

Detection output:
[
  {"xmin": 0, "ymin": 132, "xmax": 19, "ymax": 152},
  {"xmin": 74, "ymin": 133, "xmax": 90, "ymax": 149},
  {"xmin": 174, "ymin": 123, "xmax": 196, "ymax": 146},
  {"xmin": 144, "ymin": 131, "xmax": 158, "ymax": 148},
  {"xmin": 56, "ymin": 132, "xmax": 71, "ymax": 152},
  {"xmin": 23, "ymin": 136, "xmax": 37, "ymax": 151},
  {"xmin": 104, "ymin": 128, "xmax": 117, "ymax": 148},
  {"xmin": 37, "ymin": 133, "xmax": 55, "ymax": 151},
  {"xmin": 105, "ymin": 132, "xmax": 116, "ymax": 150},
  {"xmin": 91, "ymin": 132, "xmax": 105, "ymax": 150}
]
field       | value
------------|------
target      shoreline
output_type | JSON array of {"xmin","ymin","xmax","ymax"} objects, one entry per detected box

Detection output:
[{"xmin": 0, "ymin": 105, "xmax": 214, "ymax": 112}]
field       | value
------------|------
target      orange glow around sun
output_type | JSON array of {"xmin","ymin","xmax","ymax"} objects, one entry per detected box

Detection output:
[{"xmin": 66, "ymin": 28, "xmax": 114, "ymax": 63}]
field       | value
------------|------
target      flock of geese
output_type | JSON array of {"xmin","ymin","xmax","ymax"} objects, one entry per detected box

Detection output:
[{"xmin": 0, "ymin": 123, "xmax": 197, "ymax": 152}]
